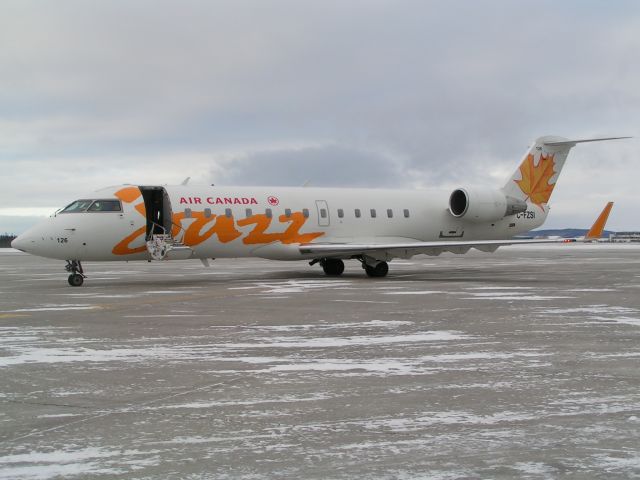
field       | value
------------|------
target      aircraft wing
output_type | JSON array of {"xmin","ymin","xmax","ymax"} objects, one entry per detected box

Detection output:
[{"xmin": 299, "ymin": 237, "xmax": 575, "ymax": 257}]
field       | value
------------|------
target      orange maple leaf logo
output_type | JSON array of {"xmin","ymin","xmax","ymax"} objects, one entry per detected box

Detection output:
[{"xmin": 515, "ymin": 153, "xmax": 556, "ymax": 206}]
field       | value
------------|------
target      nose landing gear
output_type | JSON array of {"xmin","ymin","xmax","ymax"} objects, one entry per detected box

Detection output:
[{"xmin": 65, "ymin": 260, "xmax": 85, "ymax": 287}]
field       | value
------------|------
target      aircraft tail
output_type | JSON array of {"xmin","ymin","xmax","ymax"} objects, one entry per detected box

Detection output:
[
  {"xmin": 501, "ymin": 136, "xmax": 630, "ymax": 208},
  {"xmin": 585, "ymin": 202, "xmax": 614, "ymax": 240}
]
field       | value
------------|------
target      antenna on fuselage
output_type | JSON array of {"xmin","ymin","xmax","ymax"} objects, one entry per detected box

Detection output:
[{"xmin": 181, "ymin": 177, "xmax": 191, "ymax": 186}]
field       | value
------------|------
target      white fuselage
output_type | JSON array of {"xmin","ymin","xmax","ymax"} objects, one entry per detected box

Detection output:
[{"xmin": 13, "ymin": 185, "xmax": 546, "ymax": 262}]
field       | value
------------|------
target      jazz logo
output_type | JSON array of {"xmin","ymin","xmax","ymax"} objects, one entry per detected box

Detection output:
[{"xmin": 111, "ymin": 187, "xmax": 324, "ymax": 255}]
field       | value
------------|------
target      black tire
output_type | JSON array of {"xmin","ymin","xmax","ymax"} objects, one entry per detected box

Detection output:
[
  {"xmin": 68, "ymin": 274, "xmax": 84, "ymax": 287},
  {"xmin": 322, "ymin": 259, "xmax": 345, "ymax": 276},
  {"xmin": 365, "ymin": 261, "xmax": 389, "ymax": 278}
]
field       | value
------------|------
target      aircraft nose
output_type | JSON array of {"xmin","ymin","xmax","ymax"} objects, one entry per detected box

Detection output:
[{"xmin": 11, "ymin": 234, "xmax": 28, "ymax": 252}]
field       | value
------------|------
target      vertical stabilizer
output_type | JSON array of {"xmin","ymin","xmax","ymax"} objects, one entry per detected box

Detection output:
[
  {"xmin": 585, "ymin": 202, "xmax": 614, "ymax": 240},
  {"xmin": 502, "ymin": 136, "xmax": 629, "ymax": 218},
  {"xmin": 501, "ymin": 136, "xmax": 576, "ymax": 208}
]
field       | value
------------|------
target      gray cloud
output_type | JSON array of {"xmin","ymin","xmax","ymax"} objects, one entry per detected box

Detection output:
[
  {"xmin": 213, "ymin": 144, "xmax": 411, "ymax": 188},
  {"xmin": 1, "ymin": 0, "xmax": 639, "ymax": 233}
]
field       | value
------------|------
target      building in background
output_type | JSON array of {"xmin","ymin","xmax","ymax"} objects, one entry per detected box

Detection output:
[{"xmin": 609, "ymin": 232, "xmax": 640, "ymax": 243}]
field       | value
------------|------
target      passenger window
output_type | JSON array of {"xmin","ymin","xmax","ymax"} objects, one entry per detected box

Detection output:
[
  {"xmin": 87, "ymin": 200, "xmax": 122, "ymax": 212},
  {"xmin": 245, "ymin": 208, "xmax": 253, "ymax": 217},
  {"xmin": 320, "ymin": 208, "xmax": 327, "ymax": 218},
  {"xmin": 302, "ymin": 208, "xmax": 309, "ymax": 218},
  {"xmin": 204, "ymin": 208, "xmax": 212, "ymax": 218},
  {"xmin": 266, "ymin": 208, "xmax": 272, "ymax": 218},
  {"xmin": 370, "ymin": 209, "xmax": 377, "ymax": 218},
  {"xmin": 337, "ymin": 208, "xmax": 344, "ymax": 218},
  {"xmin": 404, "ymin": 209, "xmax": 410, "ymax": 218},
  {"xmin": 387, "ymin": 209, "xmax": 393, "ymax": 218},
  {"xmin": 184, "ymin": 208, "xmax": 192, "ymax": 218},
  {"xmin": 285, "ymin": 208, "xmax": 292, "ymax": 218},
  {"xmin": 61, "ymin": 199, "xmax": 93, "ymax": 213},
  {"xmin": 355, "ymin": 209, "xmax": 361, "ymax": 218},
  {"xmin": 225, "ymin": 208, "xmax": 232, "ymax": 218}
]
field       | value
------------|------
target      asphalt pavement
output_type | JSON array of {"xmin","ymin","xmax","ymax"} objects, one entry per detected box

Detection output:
[{"xmin": 1, "ymin": 244, "xmax": 639, "ymax": 479}]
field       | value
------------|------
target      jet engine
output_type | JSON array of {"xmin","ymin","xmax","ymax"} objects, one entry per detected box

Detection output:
[{"xmin": 449, "ymin": 187, "xmax": 527, "ymax": 223}]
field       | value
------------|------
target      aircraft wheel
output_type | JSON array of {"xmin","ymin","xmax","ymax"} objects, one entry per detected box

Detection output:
[
  {"xmin": 322, "ymin": 259, "xmax": 345, "ymax": 276},
  {"xmin": 365, "ymin": 261, "xmax": 389, "ymax": 278},
  {"xmin": 68, "ymin": 274, "xmax": 84, "ymax": 287}
]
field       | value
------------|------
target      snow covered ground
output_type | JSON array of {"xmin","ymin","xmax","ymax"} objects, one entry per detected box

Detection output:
[{"xmin": 1, "ymin": 245, "xmax": 639, "ymax": 479}]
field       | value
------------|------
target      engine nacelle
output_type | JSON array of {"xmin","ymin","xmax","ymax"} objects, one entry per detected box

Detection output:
[{"xmin": 449, "ymin": 187, "xmax": 527, "ymax": 223}]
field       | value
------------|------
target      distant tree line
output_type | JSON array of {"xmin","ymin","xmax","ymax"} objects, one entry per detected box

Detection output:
[{"xmin": 0, "ymin": 234, "xmax": 16, "ymax": 248}]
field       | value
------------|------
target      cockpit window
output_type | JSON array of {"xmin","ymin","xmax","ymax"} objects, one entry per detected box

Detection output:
[
  {"xmin": 60, "ymin": 199, "xmax": 122, "ymax": 213},
  {"xmin": 87, "ymin": 200, "xmax": 122, "ymax": 212},
  {"xmin": 60, "ymin": 200, "xmax": 93, "ymax": 213}
]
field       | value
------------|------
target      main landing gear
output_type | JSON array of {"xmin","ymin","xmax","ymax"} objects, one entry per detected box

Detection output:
[
  {"xmin": 321, "ymin": 258, "xmax": 345, "ymax": 276},
  {"xmin": 65, "ymin": 260, "xmax": 85, "ymax": 287},
  {"xmin": 311, "ymin": 257, "xmax": 389, "ymax": 278},
  {"xmin": 364, "ymin": 261, "xmax": 389, "ymax": 278}
]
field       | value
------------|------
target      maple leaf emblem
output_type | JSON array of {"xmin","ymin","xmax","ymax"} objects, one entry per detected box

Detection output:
[
  {"xmin": 515, "ymin": 153, "xmax": 556, "ymax": 206},
  {"xmin": 267, "ymin": 196, "xmax": 279, "ymax": 206}
]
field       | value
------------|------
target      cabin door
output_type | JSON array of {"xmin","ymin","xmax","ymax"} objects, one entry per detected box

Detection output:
[{"xmin": 139, "ymin": 186, "xmax": 174, "ymax": 240}]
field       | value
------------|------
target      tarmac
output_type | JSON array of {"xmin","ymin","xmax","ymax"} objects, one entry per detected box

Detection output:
[{"xmin": 0, "ymin": 244, "xmax": 639, "ymax": 479}]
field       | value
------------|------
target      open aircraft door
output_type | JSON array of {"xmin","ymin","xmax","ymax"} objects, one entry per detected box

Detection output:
[
  {"xmin": 138, "ymin": 186, "xmax": 174, "ymax": 240},
  {"xmin": 137, "ymin": 186, "xmax": 191, "ymax": 260}
]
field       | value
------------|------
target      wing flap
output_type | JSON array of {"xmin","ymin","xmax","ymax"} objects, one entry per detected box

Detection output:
[{"xmin": 299, "ymin": 238, "xmax": 575, "ymax": 257}]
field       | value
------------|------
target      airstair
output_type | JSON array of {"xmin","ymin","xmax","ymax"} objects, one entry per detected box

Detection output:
[
  {"xmin": 138, "ymin": 187, "xmax": 193, "ymax": 261},
  {"xmin": 146, "ymin": 225, "xmax": 193, "ymax": 261}
]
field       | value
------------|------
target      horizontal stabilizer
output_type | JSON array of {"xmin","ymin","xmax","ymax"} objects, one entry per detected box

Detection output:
[{"xmin": 544, "ymin": 136, "xmax": 631, "ymax": 146}]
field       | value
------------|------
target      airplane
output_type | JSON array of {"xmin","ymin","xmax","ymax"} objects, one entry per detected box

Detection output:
[
  {"xmin": 585, "ymin": 201, "xmax": 614, "ymax": 241},
  {"xmin": 11, "ymin": 135, "xmax": 628, "ymax": 286},
  {"xmin": 527, "ymin": 202, "xmax": 614, "ymax": 241}
]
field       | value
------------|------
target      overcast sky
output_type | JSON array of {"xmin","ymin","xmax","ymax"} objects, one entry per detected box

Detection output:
[{"xmin": 1, "ymin": 0, "xmax": 639, "ymax": 234}]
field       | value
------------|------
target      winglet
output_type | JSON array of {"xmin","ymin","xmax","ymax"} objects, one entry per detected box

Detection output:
[
  {"xmin": 181, "ymin": 177, "xmax": 191, "ymax": 186},
  {"xmin": 585, "ymin": 202, "xmax": 614, "ymax": 240}
]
